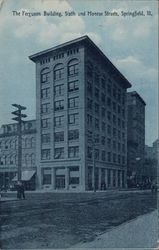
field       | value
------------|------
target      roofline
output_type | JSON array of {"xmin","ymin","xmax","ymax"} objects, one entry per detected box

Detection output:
[
  {"xmin": 127, "ymin": 91, "xmax": 146, "ymax": 105},
  {"xmin": 1, "ymin": 119, "xmax": 36, "ymax": 127},
  {"xmin": 29, "ymin": 35, "xmax": 131, "ymax": 89}
]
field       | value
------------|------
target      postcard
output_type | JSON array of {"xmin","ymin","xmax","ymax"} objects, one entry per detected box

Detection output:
[{"xmin": 0, "ymin": 0, "xmax": 158, "ymax": 249}]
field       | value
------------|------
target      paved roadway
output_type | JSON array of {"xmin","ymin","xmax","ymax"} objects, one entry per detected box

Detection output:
[{"xmin": 0, "ymin": 190, "xmax": 157, "ymax": 249}]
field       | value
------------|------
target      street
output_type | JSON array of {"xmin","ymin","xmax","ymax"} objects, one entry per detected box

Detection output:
[{"xmin": 0, "ymin": 190, "xmax": 157, "ymax": 249}]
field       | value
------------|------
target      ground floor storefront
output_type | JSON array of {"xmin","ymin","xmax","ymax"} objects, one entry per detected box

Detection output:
[{"xmin": 40, "ymin": 165, "xmax": 127, "ymax": 191}]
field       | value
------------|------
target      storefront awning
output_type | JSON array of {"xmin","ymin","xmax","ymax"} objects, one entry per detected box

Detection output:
[{"xmin": 12, "ymin": 170, "xmax": 36, "ymax": 181}]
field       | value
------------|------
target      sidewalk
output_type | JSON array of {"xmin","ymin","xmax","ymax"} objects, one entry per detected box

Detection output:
[{"xmin": 72, "ymin": 210, "xmax": 158, "ymax": 249}]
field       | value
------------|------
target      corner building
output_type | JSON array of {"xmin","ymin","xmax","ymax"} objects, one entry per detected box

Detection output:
[{"xmin": 29, "ymin": 36, "xmax": 131, "ymax": 191}]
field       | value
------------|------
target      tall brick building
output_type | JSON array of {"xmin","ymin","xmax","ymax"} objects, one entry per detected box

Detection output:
[
  {"xmin": 127, "ymin": 91, "xmax": 146, "ymax": 186},
  {"xmin": 29, "ymin": 36, "xmax": 131, "ymax": 191}
]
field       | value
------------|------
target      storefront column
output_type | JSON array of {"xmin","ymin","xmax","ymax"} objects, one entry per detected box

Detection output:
[
  {"xmin": 115, "ymin": 170, "xmax": 118, "ymax": 187},
  {"xmin": 98, "ymin": 168, "xmax": 101, "ymax": 190},
  {"xmin": 51, "ymin": 168, "xmax": 56, "ymax": 190},
  {"xmin": 65, "ymin": 167, "xmax": 69, "ymax": 190},
  {"xmin": 105, "ymin": 169, "xmax": 108, "ymax": 188},
  {"xmin": 110, "ymin": 170, "xmax": 113, "ymax": 187}
]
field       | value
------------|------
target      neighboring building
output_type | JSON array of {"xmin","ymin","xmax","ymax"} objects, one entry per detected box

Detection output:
[
  {"xmin": 0, "ymin": 120, "xmax": 36, "ymax": 190},
  {"xmin": 29, "ymin": 35, "xmax": 131, "ymax": 191},
  {"xmin": 127, "ymin": 91, "xmax": 146, "ymax": 186},
  {"xmin": 152, "ymin": 139, "xmax": 159, "ymax": 161},
  {"xmin": 144, "ymin": 144, "xmax": 157, "ymax": 182}
]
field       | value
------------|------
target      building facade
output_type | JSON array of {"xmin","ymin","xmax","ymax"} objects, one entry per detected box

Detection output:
[
  {"xmin": 0, "ymin": 120, "xmax": 36, "ymax": 190},
  {"xmin": 29, "ymin": 35, "xmax": 131, "ymax": 191},
  {"xmin": 127, "ymin": 91, "xmax": 146, "ymax": 186}
]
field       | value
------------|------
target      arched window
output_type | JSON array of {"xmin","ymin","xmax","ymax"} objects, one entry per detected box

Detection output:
[
  {"xmin": 25, "ymin": 138, "xmax": 30, "ymax": 148},
  {"xmin": 41, "ymin": 67, "xmax": 50, "ymax": 84},
  {"xmin": 31, "ymin": 154, "xmax": 35, "ymax": 165},
  {"xmin": 5, "ymin": 140, "xmax": 8, "ymax": 149},
  {"xmin": 15, "ymin": 139, "xmax": 18, "ymax": 149},
  {"xmin": 68, "ymin": 59, "xmax": 79, "ymax": 76},
  {"xmin": 54, "ymin": 63, "xmax": 64, "ymax": 80},
  {"xmin": 10, "ymin": 155, "xmax": 14, "ymax": 165},
  {"xmin": 25, "ymin": 154, "xmax": 30, "ymax": 165}
]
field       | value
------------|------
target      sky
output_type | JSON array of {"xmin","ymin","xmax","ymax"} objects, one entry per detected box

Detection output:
[{"xmin": 0, "ymin": 0, "xmax": 158, "ymax": 146}]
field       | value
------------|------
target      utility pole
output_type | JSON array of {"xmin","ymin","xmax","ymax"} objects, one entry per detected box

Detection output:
[
  {"xmin": 88, "ymin": 131, "xmax": 98, "ymax": 192},
  {"xmin": 12, "ymin": 104, "xmax": 27, "ymax": 182}
]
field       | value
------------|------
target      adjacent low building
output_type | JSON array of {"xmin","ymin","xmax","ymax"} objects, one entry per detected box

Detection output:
[
  {"xmin": 0, "ymin": 120, "xmax": 36, "ymax": 190},
  {"xmin": 29, "ymin": 35, "xmax": 131, "ymax": 191}
]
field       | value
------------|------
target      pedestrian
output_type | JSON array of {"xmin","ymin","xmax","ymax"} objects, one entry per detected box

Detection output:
[
  {"xmin": 17, "ymin": 181, "xmax": 21, "ymax": 199},
  {"xmin": 20, "ymin": 182, "xmax": 25, "ymax": 199}
]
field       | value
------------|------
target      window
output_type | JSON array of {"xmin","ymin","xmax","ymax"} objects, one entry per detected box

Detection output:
[
  {"xmin": 113, "ymin": 115, "xmax": 116, "ymax": 125},
  {"xmin": 101, "ymin": 78, "xmax": 106, "ymax": 89},
  {"xmin": 107, "ymin": 138, "xmax": 111, "ymax": 149},
  {"xmin": 95, "ymin": 149, "xmax": 99, "ymax": 160},
  {"xmin": 102, "ymin": 122, "xmax": 105, "ymax": 132},
  {"xmin": 94, "ymin": 73, "xmax": 99, "ymax": 85},
  {"xmin": 118, "ymin": 105, "xmax": 121, "ymax": 114},
  {"xmin": 113, "ymin": 140, "xmax": 116, "ymax": 150},
  {"xmin": 41, "ymin": 68, "xmax": 50, "ymax": 83},
  {"xmin": 118, "ymin": 118, "xmax": 121, "ymax": 127},
  {"xmin": 95, "ymin": 119, "xmax": 99, "ymax": 130},
  {"xmin": 107, "ymin": 111, "xmax": 111, "ymax": 121},
  {"xmin": 102, "ymin": 108, "xmax": 105, "ymax": 117},
  {"xmin": 68, "ymin": 146, "xmax": 79, "ymax": 158},
  {"xmin": 95, "ymin": 88, "xmax": 99, "ymax": 99},
  {"xmin": 41, "ymin": 103, "xmax": 50, "ymax": 114},
  {"xmin": 118, "ymin": 130, "xmax": 121, "ymax": 140},
  {"xmin": 68, "ymin": 113, "xmax": 79, "ymax": 125},
  {"xmin": 54, "ymin": 116, "xmax": 64, "ymax": 127},
  {"xmin": 107, "ymin": 84, "xmax": 111, "ymax": 94},
  {"xmin": 69, "ymin": 177, "xmax": 79, "ymax": 184},
  {"xmin": 41, "ymin": 149, "xmax": 50, "ymax": 160},
  {"xmin": 68, "ymin": 97, "xmax": 79, "ymax": 108},
  {"xmin": 108, "ymin": 152, "xmax": 111, "ymax": 162},
  {"xmin": 31, "ymin": 154, "xmax": 35, "ymax": 165},
  {"xmin": 118, "ymin": 155, "xmax": 121, "ymax": 164},
  {"xmin": 113, "ymin": 102, "xmax": 116, "ymax": 112},
  {"xmin": 113, "ymin": 128, "xmax": 116, "ymax": 137},
  {"xmin": 31, "ymin": 137, "xmax": 35, "ymax": 148},
  {"xmin": 41, "ymin": 134, "xmax": 50, "ymax": 143},
  {"xmin": 101, "ymin": 151, "xmax": 106, "ymax": 161},
  {"xmin": 41, "ymin": 88, "xmax": 50, "ymax": 99},
  {"xmin": 54, "ymin": 100, "xmax": 64, "ymax": 111},
  {"xmin": 54, "ymin": 147, "xmax": 64, "ymax": 159},
  {"xmin": 107, "ymin": 125, "xmax": 111, "ymax": 135},
  {"xmin": 68, "ymin": 80, "xmax": 79, "ymax": 92},
  {"xmin": 87, "ymin": 114, "xmax": 92, "ymax": 126},
  {"xmin": 68, "ymin": 59, "xmax": 78, "ymax": 76},
  {"xmin": 87, "ymin": 98, "xmax": 92, "ymax": 110},
  {"xmin": 68, "ymin": 129, "xmax": 79, "ymax": 140},
  {"xmin": 87, "ymin": 63, "xmax": 93, "ymax": 77},
  {"xmin": 122, "ymin": 144, "xmax": 125, "ymax": 153},
  {"xmin": 113, "ymin": 87, "xmax": 116, "ymax": 99},
  {"xmin": 25, "ymin": 154, "xmax": 30, "ymax": 165},
  {"xmin": 95, "ymin": 103, "xmax": 99, "ymax": 114},
  {"xmin": 43, "ymin": 168, "xmax": 51, "ymax": 185},
  {"xmin": 122, "ymin": 109, "xmax": 125, "ymax": 118},
  {"xmin": 41, "ymin": 118, "xmax": 50, "ymax": 129},
  {"xmin": 101, "ymin": 136, "xmax": 105, "ymax": 145},
  {"xmin": 122, "ymin": 121, "xmax": 125, "ymax": 129},
  {"xmin": 54, "ymin": 132, "xmax": 64, "ymax": 142},
  {"xmin": 102, "ymin": 93, "xmax": 106, "ymax": 103},
  {"xmin": 87, "ymin": 146, "xmax": 92, "ymax": 159},
  {"xmin": 54, "ymin": 85, "xmax": 64, "ymax": 96},
  {"xmin": 54, "ymin": 64, "xmax": 64, "ymax": 80},
  {"xmin": 122, "ymin": 156, "xmax": 125, "ymax": 164},
  {"xmin": 107, "ymin": 97, "xmax": 111, "ymax": 107}
]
